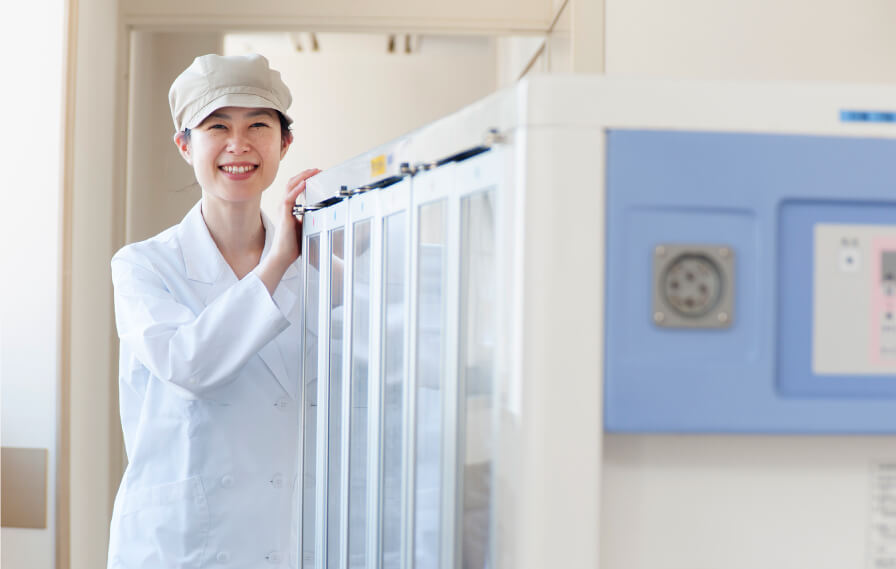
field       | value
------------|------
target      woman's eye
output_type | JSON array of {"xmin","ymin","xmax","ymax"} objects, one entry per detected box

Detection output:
[
  {"xmin": 209, "ymin": 124, "xmax": 226, "ymax": 130},
  {"xmin": 251, "ymin": 122, "xmax": 269, "ymax": 128}
]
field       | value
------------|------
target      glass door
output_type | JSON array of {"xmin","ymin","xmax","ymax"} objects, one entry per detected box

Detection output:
[
  {"xmin": 454, "ymin": 150, "xmax": 502, "ymax": 569},
  {"xmin": 377, "ymin": 180, "xmax": 412, "ymax": 569},
  {"xmin": 408, "ymin": 163, "xmax": 460, "ymax": 569},
  {"xmin": 345, "ymin": 189, "xmax": 383, "ymax": 569},
  {"xmin": 325, "ymin": 203, "xmax": 348, "ymax": 569}
]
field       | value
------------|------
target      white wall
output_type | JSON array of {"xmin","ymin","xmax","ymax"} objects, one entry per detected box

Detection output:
[{"xmin": 0, "ymin": 0, "xmax": 65, "ymax": 567}]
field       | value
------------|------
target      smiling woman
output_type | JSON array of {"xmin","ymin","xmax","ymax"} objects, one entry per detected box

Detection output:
[{"xmin": 106, "ymin": 54, "xmax": 319, "ymax": 568}]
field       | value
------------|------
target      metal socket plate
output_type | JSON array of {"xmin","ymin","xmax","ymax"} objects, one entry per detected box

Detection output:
[{"xmin": 652, "ymin": 243, "xmax": 735, "ymax": 329}]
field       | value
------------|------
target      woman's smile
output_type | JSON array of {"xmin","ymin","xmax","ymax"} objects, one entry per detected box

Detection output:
[{"xmin": 218, "ymin": 161, "xmax": 259, "ymax": 180}]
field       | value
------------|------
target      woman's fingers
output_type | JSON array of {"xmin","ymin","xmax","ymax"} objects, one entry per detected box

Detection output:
[
  {"xmin": 285, "ymin": 180, "xmax": 305, "ymax": 201},
  {"xmin": 281, "ymin": 169, "xmax": 321, "ymax": 223},
  {"xmin": 280, "ymin": 182, "xmax": 305, "ymax": 225},
  {"xmin": 286, "ymin": 168, "xmax": 321, "ymax": 191}
]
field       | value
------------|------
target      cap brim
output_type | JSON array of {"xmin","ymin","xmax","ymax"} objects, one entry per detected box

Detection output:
[{"xmin": 184, "ymin": 93, "xmax": 293, "ymax": 129}]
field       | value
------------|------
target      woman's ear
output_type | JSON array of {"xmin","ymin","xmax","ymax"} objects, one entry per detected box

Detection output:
[
  {"xmin": 173, "ymin": 132, "xmax": 192, "ymax": 165},
  {"xmin": 280, "ymin": 131, "xmax": 294, "ymax": 160}
]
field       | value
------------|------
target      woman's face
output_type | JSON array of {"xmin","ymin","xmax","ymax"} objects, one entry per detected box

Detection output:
[{"xmin": 175, "ymin": 106, "xmax": 290, "ymax": 204}]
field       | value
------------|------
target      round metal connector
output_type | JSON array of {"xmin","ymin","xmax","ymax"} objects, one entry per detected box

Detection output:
[{"xmin": 661, "ymin": 253, "xmax": 724, "ymax": 318}]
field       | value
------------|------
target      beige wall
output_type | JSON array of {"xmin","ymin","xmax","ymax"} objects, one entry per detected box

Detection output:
[
  {"xmin": 119, "ymin": 0, "xmax": 549, "ymax": 33},
  {"xmin": 126, "ymin": 32, "xmax": 221, "ymax": 243},
  {"xmin": 496, "ymin": 36, "xmax": 547, "ymax": 88},
  {"xmin": 545, "ymin": 0, "xmax": 604, "ymax": 74},
  {"xmin": 67, "ymin": 0, "xmax": 126, "ymax": 566},
  {"xmin": 517, "ymin": 0, "xmax": 896, "ymax": 82},
  {"xmin": 604, "ymin": 0, "xmax": 896, "ymax": 82},
  {"xmin": 498, "ymin": 0, "xmax": 605, "ymax": 87}
]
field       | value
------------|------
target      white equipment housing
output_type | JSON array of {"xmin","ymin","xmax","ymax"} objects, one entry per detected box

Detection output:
[{"xmin": 295, "ymin": 75, "xmax": 896, "ymax": 569}]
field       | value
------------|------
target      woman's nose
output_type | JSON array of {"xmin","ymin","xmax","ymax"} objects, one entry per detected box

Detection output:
[{"xmin": 226, "ymin": 130, "xmax": 250, "ymax": 152}]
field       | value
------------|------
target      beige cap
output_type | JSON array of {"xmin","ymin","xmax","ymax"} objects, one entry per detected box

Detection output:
[{"xmin": 168, "ymin": 53, "xmax": 293, "ymax": 133}]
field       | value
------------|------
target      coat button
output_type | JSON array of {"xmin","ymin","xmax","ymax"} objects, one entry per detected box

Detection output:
[
  {"xmin": 274, "ymin": 397, "xmax": 290, "ymax": 411},
  {"xmin": 269, "ymin": 473, "xmax": 284, "ymax": 489},
  {"xmin": 265, "ymin": 550, "xmax": 282, "ymax": 564},
  {"xmin": 221, "ymin": 475, "xmax": 234, "ymax": 488},
  {"xmin": 216, "ymin": 551, "xmax": 230, "ymax": 563}
]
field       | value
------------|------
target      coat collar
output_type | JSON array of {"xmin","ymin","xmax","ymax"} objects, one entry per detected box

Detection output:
[
  {"xmin": 177, "ymin": 200, "xmax": 227, "ymax": 283},
  {"xmin": 177, "ymin": 200, "xmax": 299, "ymax": 284},
  {"xmin": 177, "ymin": 200, "xmax": 301, "ymax": 399}
]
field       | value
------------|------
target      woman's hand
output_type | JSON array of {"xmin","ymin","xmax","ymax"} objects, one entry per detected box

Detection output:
[
  {"xmin": 257, "ymin": 168, "xmax": 321, "ymax": 295},
  {"xmin": 276, "ymin": 168, "xmax": 321, "ymax": 263}
]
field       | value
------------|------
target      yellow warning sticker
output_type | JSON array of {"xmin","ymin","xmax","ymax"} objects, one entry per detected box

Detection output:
[{"xmin": 370, "ymin": 155, "xmax": 387, "ymax": 178}]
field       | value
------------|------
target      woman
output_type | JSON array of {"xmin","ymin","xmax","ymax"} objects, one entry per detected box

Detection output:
[{"xmin": 107, "ymin": 53, "xmax": 318, "ymax": 568}]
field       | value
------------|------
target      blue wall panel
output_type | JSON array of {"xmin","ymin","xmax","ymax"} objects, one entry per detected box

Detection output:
[{"xmin": 604, "ymin": 130, "xmax": 896, "ymax": 433}]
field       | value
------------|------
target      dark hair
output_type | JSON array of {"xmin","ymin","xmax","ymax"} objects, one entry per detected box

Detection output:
[{"xmin": 182, "ymin": 110, "xmax": 292, "ymax": 144}]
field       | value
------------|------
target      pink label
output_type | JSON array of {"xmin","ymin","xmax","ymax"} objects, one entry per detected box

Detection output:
[{"xmin": 871, "ymin": 237, "xmax": 896, "ymax": 366}]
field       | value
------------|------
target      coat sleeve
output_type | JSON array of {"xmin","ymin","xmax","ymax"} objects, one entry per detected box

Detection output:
[{"xmin": 111, "ymin": 255, "xmax": 291, "ymax": 396}]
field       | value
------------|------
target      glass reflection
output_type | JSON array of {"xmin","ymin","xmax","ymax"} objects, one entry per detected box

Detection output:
[
  {"xmin": 458, "ymin": 191, "xmax": 496, "ymax": 569},
  {"xmin": 414, "ymin": 199, "xmax": 447, "ymax": 569},
  {"xmin": 381, "ymin": 211, "xmax": 407, "ymax": 569},
  {"xmin": 302, "ymin": 234, "xmax": 320, "ymax": 569},
  {"xmin": 348, "ymin": 219, "xmax": 372, "ymax": 568},
  {"xmin": 327, "ymin": 227, "xmax": 345, "ymax": 569}
]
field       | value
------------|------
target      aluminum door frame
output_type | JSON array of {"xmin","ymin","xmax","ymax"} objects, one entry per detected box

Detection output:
[
  {"xmin": 406, "ymin": 162, "xmax": 461, "ymax": 569},
  {"xmin": 300, "ymin": 207, "xmax": 326, "ymax": 569}
]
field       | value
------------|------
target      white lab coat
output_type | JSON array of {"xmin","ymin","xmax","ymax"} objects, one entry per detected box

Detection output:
[{"xmin": 107, "ymin": 201, "xmax": 302, "ymax": 569}]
